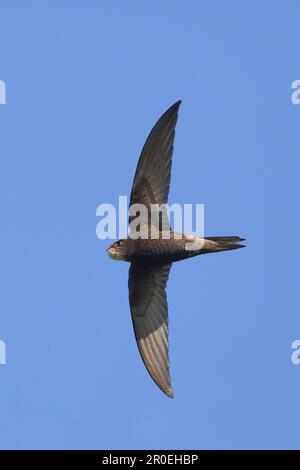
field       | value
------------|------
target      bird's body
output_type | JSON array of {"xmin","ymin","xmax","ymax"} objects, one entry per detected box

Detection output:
[
  {"xmin": 108, "ymin": 232, "xmax": 244, "ymax": 263},
  {"xmin": 107, "ymin": 100, "xmax": 245, "ymax": 398}
]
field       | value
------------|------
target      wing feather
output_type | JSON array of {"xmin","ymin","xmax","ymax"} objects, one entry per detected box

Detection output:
[
  {"xmin": 128, "ymin": 262, "xmax": 173, "ymax": 398},
  {"xmin": 129, "ymin": 101, "xmax": 181, "ymax": 231}
]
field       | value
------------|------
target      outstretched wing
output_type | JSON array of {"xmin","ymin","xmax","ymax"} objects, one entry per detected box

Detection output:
[
  {"xmin": 128, "ymin": 261, "xmax": 173, "ymax": 398},
  {"xmin": 129, "ymin": 101, "xmax": 181, "ymax": 232}
]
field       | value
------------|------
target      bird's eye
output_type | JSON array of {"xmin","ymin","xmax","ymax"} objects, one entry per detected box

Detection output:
[{"xmin": 116, "ymin": 240, "xmax": 122, "ymax": 246}]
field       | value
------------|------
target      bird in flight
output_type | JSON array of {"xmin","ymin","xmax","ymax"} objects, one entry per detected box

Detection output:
[{"xmin": 107, "ymin": 101, "xmax": 245, "ymax": 398}]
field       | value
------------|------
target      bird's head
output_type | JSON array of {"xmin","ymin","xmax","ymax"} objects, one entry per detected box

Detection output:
[{"xmin": 107, "ymin": 239, "xmax": 128, "ymax": 261}]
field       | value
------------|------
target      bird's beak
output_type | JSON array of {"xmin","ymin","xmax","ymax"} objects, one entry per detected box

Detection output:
[
  {"xmin": 107, "ymin": 244, "xmax": 126, "ymax": 261},
  {"xmin": 107, "ymin": 245, "xmax": 117, "ymax": 260}
]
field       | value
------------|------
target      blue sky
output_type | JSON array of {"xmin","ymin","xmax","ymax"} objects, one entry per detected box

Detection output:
[{"xmin": 1, "ymin": 1, "xmax": 300, "ymax": 450}]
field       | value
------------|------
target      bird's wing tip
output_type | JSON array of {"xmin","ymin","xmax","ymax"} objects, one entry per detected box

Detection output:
[
  {"xmin": 169, "ymin": 100, "xmax": 182, "ymax": 111},
  {"xmin": 164, "ymin": 386, "xmax": 174, "ymax": 399}
]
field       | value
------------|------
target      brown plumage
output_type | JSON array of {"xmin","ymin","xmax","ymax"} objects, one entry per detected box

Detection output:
[{"xmin": 107, "ymin": 101, "xmax": 245, "ymax": 398}]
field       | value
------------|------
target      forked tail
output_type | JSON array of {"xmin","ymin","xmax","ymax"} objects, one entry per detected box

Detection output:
[{"xmin": 204, "ymin": 236, "xmax": 246, "ymax": 252}]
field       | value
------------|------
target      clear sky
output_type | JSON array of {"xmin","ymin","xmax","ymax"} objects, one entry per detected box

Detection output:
[{"xmin": 1, "ymin": 1, "xmax": 300, "ymax": 450}]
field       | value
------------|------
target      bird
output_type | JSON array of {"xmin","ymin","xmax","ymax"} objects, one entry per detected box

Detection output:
[{"xmin": 107, "ymin": 100, "xmax": 245, "ymax": 398}]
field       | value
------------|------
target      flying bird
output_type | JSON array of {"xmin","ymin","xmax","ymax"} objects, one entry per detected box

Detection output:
[{"xmin": 107, "ymin": 101, "xmax": 245, "ymax": 398}]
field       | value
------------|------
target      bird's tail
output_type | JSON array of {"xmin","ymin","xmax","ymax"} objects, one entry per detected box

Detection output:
[{"xmin": 204, "ymin": 236, "xmax": 246, "ymax": 252}]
